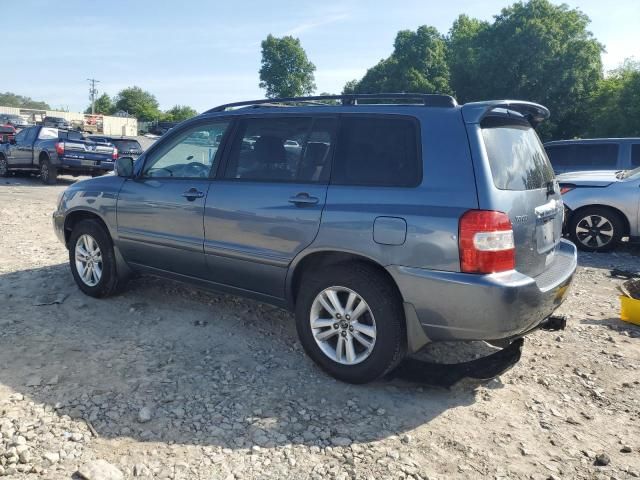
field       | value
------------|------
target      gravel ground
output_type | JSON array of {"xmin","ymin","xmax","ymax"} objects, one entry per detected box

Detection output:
[{"xmin": 0, "ymin": 176, "xmax": 639, "ymax": 479}]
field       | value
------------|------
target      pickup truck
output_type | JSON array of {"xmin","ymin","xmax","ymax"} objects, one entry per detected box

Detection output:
[{"xmin": 0, "ymin": 126, "xmax": 117, "ymax": 184}]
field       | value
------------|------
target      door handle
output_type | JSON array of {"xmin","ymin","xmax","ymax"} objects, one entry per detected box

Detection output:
[
  {"xmin": 182, "ymin": 188, "xmax": 205, "ymax": 201},
  {"xmin": 288, "ymin": 192, "xmax": 319, "ymax": 206}
]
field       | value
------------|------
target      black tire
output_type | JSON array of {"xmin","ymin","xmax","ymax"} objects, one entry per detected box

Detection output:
[
  {"xmin": 568, "ymin": 207, "xmax": 624, "ymax": 252},
  {"xmin": 40, "ymin": 157, "xmax": 58, "ymax": 185},
  {"xmin": 295, "ymin": 263, "xmax": 406, "ymax": 384},
  {"xmin": 0, "ymin": 155, "xmax": 9, "ymax": 177},
  {"xmin": 68, "ymin": 219, "xmax": 121, "ymax": 297}
]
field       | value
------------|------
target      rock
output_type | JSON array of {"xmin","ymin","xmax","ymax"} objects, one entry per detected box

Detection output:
[
  {"xmin": 76, "ymin": 459, "xmax": 124, "ymax": 480},
  {"xmin": 18, "ymin": 449, "xmax": 31, "ymax": 464},
  {"xmin": 46, "ymin": 375, "xmax": 59, "ymax": 385},
  {"xmin": 43, "ymin": 451, "xmax": 60, "ymax": 464},
  {"xmin": 25, "ymin": 376, "xmax": 41, "ymax": 387},
  {"xmin": 137, "ymin": 406, "xmax": 152, "ymax": 423},
  {"xmin": 331, "ymin": 437, "xmax": 352, "ymax": 447},
  {"xmin": 594, "ymin": 453, "xmax": 610, "ymax": 466},
  {"xmin": 621, "ymin": 445, "xmax": 633, "ymax": 453},
  {"xmin": 401, "ymin": 434, "xmax": 412, "ymax": 444}
]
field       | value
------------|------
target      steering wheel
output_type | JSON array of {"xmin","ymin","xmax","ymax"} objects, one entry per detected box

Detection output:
[{"xmin": 184, "ymin": 162, "xmax": 209, "ymax": 177}]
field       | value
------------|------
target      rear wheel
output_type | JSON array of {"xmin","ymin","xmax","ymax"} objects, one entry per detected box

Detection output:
[
  {"xmin": 295, "ymin": 263, "xmax": 406, "ymax": 383},
  {"xmin": 40, "ymin": 157, "xmax": 58, "ymax": 185},
  {"xmin": 68, "ymin": 219, "xmax": 121, "ymax": 297},
  {"xmin": 569, "ymin": 207, "xmax": 623, "ymax": 252},
  {"xmin": 0, "ymin": 156, "xmax": 9, "ymax": 177}
]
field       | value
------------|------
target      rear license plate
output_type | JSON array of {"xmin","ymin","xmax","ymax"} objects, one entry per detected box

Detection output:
[
  {"xmin": 537, "ymin": 219, "xmax": 555, "ymax": 253},
  {"xmin": 80, "ymin": 160, "xmax": 96, "ymax": 167}
]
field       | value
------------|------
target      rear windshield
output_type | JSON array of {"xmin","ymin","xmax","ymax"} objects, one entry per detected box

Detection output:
[
  {"xmin": 482, "ymin": 118, "xmax": 554, "ymax": 190},
  {"xmin": 112, "ymin": 140, "xmax": 142, "ymax": 151}
]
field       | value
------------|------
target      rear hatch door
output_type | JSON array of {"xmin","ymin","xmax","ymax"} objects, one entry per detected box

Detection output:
[
  {"xmin": 480, "ymin": 116, "xmax": 563, "ymax": 278},
  {"xmin": 62, "ymin": 139, "xmax": 115, "ymax": 162}
]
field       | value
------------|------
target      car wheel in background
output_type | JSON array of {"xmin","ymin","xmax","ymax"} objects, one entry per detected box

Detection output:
[
  {"xmin": 40, "ymin": 158, "xmax": 58, "ymax": 185},
  {"xmin": 295, "ymin": 263, "xmax": 406, "ymax": 384},
  {"xmin": 568, "ymin": 207, "xmax": 623, "ymax": 252},
  {"xmin": 68, "ymin": 219, "xmax": 121, "ymax": 297},
  {"xmin": 0, "ymin": 156, "xmax": 8, "ymax": 177}
]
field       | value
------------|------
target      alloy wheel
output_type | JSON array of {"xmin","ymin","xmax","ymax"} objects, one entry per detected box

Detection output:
[
  {"xmin": 75, "ymin": 234, "xmax": 103, "ymax": 287},
  {"xmin": 309, "ymin": 286, "xmax": 377, "ymax": 365},
  {"xmin": 575, "ymin": 214, "xmax": 614, "ymax": 249}
]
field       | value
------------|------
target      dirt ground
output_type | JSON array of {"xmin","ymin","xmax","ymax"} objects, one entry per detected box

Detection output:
[{"xmin": 0, "ymin": 175, "xmax": 639, "ymax": 480}]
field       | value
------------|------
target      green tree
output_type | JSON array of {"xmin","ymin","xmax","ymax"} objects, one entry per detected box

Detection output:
[
  {"xmin": 259, "ymin": 34, "xmax": 316, "ymax": 98},
  {"xmin": 344, "ymin": 26, "xmax": 451, "ymax": 95},
  {"xmin": 163, "ymin": 105, "xmax": 198, "ymax": 122},
  {"xmin": 0, "ymin": 92, "xmax": 50, "ymax": 109},
  {"xmin": 114, "ymin": 86, "xmax": 161, "ymax": 121},
  {"xmin": 85, "ymin": 93, "xmax": 114, "ymax": 115},
  {"xmin": 447, "ymin": 0, "xmax": 603, "ymax": 139},
  {"xmin": 587, "ymin": 60, "xmax": 640, "ymax": 137}
]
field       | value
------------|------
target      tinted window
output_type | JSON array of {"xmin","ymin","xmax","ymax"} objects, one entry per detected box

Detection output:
[
  {"xmin": 332, "ymin": 116, "xmax": 420, "ymax": 187},
  {"xmin": 631, "ymin": 145, "xmax": 640, "ymax": 167},
  {"xmin": 545, "ymin": 145, "xmax": 574, "ymax": 167},
  {"xmin": 23, "ymin": 127, "xmax": 38, "ymax": 144},
  {"xmin": 482, "ymin": 122, "xmax": 554, "ymax": 190},
  {"xmin": 224, "ymin": 117, "xmax": 336, "ymax": 182},
  {"xmin": 143, "ymin": 121, "xmax": 230, "ymax": 178},
  {"xmin": 574, "ymin": 144, "xmax": 618, "ymax": 168}
]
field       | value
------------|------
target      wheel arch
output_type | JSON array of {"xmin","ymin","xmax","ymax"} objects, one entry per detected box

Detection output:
[
  {"xmin": 38, "ymin": 150, "xmax": 50, "ymax": 164},
  {"xmin": 287, "ymin": 249, "xmax": 405, "ymax": 309},
  {"xmin": 64, "ymin": 209, "xmax": 133, "ymax": 279},
  {"xmin": 567, "ymin": 204, "xmax": 630, "ymax": 236}
]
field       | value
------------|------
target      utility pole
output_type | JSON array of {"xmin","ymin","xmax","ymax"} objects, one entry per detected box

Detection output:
[{"xmin": 87, "ymin": 78, "xmax": 100, "ymax": 114}]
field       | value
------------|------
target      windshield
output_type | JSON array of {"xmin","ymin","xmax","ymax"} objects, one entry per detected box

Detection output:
[
  {"xmin": 481, "ymin": 118, "xmax": 555, "ymax": 190},
  {"xmin": 620, "ymin": 166, "xmax": 640, "ymax": 179}
]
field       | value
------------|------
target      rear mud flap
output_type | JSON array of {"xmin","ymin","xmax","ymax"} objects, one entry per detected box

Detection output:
[{"xmin": 387, "ymin": 338, "xmax": 524, "ymax": 388}]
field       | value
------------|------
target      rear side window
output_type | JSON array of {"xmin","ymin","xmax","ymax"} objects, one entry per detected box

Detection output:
[
  {"xmin": 574, "ymin": 144, "xmax": 618, "ymax": 168},
  {"xmin": 332, "ymin": 116, "xmax": 421, "ymax": 187},
  {"xmin": 631, "ymin": 144, "xmax": 640, "ymax": 167},
  {"xmin": 113, "ymin": 140, "xmax": 142, "ymax": 152},
  {"xmin": 224, "ymin": 117, "xmax": 337, "ymax": 183},
  {"xmin": 482, "ymin": 120, "xmax": 554, "ymax": 190},
  {"xmin": 545, "ymin": 145, "xmax": 573, "ymax": 168}
]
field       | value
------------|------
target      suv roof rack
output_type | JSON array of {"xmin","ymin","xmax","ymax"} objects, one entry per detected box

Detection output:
[{"xmin": 207, "ymin": 93, "xmax": 458, "ymax": 113}]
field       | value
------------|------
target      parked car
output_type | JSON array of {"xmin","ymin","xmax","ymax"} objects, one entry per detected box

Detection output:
[
  {"xmin": 43, "ymin": 116, "xmax": 72, "ymax": 129},
  {"xmin": 0, "ymin": 124, "xmax": 16, "ymax": 143},
  {"xmin": 88, "ymin": 136, "xmax": 143, "ymax": 159},
  {"xmin": 558, "ymin": 167, "xmax": 640, "ymax": 252},
  {"xmin": 0, "ymin": 114, "xmax": 30, "ymax": 129},
  {"xmin": 0, "ymin": 126, "xmax": 117, "ymax": 184},
  {"xmin": 150, "ymin": 121, "xmax": 178, "ymax": 136},
  {"xmin": 52, "ymin": 94, "xmax": 577, "ymax": 384},
  {"xmin": 545, "ymin": 138, "xmax": 640, "ymax": 174}
]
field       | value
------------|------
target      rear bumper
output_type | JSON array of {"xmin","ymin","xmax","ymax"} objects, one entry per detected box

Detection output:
[
  {"xmin": 59, "ymin": 157, "xmax": 115, "ymax": 172},
  {"xmin": 388, "ymin": 239, "xmax": 577, "ymax": 341}
]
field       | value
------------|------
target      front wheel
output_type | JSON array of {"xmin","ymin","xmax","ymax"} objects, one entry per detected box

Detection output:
[
  {"xmin": 568, "ymin": 207, "xmax": 624, "ymax": 252},
  {"xmin": 295, "ymin": 263, "xmax": 406, "ymax": 384},
  {"xmin": 68, "ymin": 219, "xmax": 121, "ymax": 297}
]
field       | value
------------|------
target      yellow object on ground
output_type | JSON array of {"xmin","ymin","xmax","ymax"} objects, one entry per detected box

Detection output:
[{"xmin": 620, "ymin": 295, "xmax": 640, "ymax": 326}]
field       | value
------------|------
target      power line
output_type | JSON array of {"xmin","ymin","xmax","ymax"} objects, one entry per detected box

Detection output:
[{"xmin": 87, "ymin": 78, "xmax": 101, "ymax": 114}]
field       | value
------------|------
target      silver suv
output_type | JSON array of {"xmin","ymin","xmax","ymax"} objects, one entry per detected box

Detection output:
[{"xmin": 53, "ymin": 94, "xmax": 577, "ymax": 384}]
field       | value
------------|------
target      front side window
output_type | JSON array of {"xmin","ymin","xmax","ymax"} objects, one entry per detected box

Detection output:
[
  {"xmin": 14, "ymin": 129, "xmax": 27, "ymax": 143},
  {"xmin": 331, "ymin": 116, "xmax": 421, "ymax": 187},
  {"xmin": 224, "ymin": 116, "xmax": 336, "ymax": 182},
  {"xmin": 143, "ymin": 121, "xmax": 230, "ymax": 178}
]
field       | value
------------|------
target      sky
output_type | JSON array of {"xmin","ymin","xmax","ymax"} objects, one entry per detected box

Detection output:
[{"xmin": 4, "ymin": 0, "xmax": 639, "ymax": 113}]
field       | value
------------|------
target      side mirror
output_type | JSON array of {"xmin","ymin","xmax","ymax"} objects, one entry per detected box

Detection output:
[{"xmin": 115, "ymin": 156, "xmax": 134, "ymax": 177}]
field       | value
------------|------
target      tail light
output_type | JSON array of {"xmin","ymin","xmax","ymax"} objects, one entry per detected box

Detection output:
[
  {"xmin": 559, "ymin": 184, "xmax": 575, "ymax": 195},
  {"xmin": 112, "ymin": 147, "xmax": 118, "ymax": 161},
  {"xmin": 55, "ymin": 142, "xmax": 64, "ymax": 155},
  {"xmin": 459, "ymin": 210, "xmax": 515, "ymax": 274}
]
